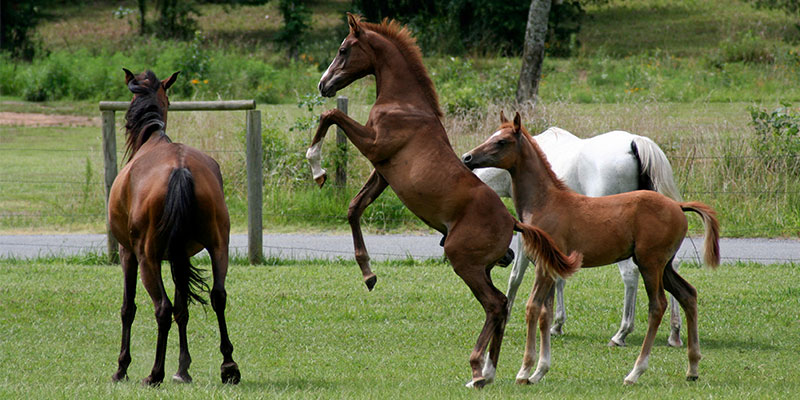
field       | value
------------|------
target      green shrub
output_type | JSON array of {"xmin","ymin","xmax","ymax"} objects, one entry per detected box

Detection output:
[
  {"xmin": 749, "ymin": 102, "xmax": 800, "ymax": 174},
  {"xmin": 716, "ymin": 30, "xmax": 775, "ymax": 64}
]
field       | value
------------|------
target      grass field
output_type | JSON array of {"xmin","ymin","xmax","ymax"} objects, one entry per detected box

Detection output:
[{"xmin": 0, "ymin": 258, "xmax": 798, "ymax": 398}]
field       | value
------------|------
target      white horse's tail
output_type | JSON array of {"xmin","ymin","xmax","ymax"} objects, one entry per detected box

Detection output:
[{"xmin": 631, "ymin": 136, "xmax": 683, "ymax": 202}]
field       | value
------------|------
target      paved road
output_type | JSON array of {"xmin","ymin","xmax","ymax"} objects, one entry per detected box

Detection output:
[{"xmin": 1, "ymin": 233, "xmax": 798, "ymax": 264}]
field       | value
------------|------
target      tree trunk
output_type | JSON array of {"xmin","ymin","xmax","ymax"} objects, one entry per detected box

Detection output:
[
  {"xmin": 138, "ymin": 0, "xmax": 147, "ymax": 35},
  {"xmin": 516, "ymin": 0, "xmax": 552, "ymax": 104}
]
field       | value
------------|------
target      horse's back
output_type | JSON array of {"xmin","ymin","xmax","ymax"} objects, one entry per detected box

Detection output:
[{"xmin": 570, "ymin": 131, "xmax": 640, "ymax": 197}]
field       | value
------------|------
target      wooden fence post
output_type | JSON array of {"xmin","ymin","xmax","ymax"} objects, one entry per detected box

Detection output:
[
  {"xmin": 335, "ymin": 96, "xmax": 348, "ymax": 188},
  {"xmin": 101, "ymin": 110, "xmax": 119, "ymax": 263},
  {"xmin": 246, "ymin": 109, "xmax": 264, "ymax": 264}
]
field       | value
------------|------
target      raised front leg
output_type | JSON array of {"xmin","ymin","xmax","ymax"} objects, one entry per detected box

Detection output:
[
  {"xmin": 112, "ymin": 246, "xmax": 138, "ymax": 382},
  {"xmin": 209, "ymin": 246, "xmax": 241, "ymax": 384},
  {"xmin": 306, "ymin": 109, "xmax": 378, "ymax": 187},
  {"xmin": 348, "ymin": 169, "xmax": 388, "ymax": 291}
]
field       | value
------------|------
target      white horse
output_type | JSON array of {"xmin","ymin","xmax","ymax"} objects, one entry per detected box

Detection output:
[{"xmin": 475, "ymin": 127, "xmax": 684, "ymax": 347}]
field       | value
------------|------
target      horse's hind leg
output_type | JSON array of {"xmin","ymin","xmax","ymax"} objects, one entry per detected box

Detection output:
[
  {"xmin": 348, "ymin": 169, "xmax": 388, "ymax": 291},
  {"xmin": 505, "ymin": 236, "xmax": 530, "ymax": 316},
  {"xmin": 551, "ymin": 277, "xmax": 566, "ymax": 335},
  {"xmin": 112, "ymin": 246, "xmax": 138, "ymax": 382},
  {"xmin": 209, "ymin": 245, "xmax": 241, "ymax": 384},
  {"xmin": 172, "ymin": 258, "xmax": 193, "ymax": 383},
  {"xmin": 610, "ymin": 259, "xmax": 639, "ymax": 346},
  {"xmin": 139, "ymin": 250, "xmax": 173, "ymax": 386},
  {"xmin": 667, "ymin": 262, "xmax": 683, "ymax": 347},
  {"xmin": 662, "ymin": 260, "xmax": 700, "ymax": 380},
  {"xmin": 624, "ymin": 258, "xmax": 667, "ymax": 385}
]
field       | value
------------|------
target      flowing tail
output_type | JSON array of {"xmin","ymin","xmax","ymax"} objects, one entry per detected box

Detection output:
[
  {"xmin": 631, "ymin": 136, "xmax": 683, "ymax": 201},
  {"xmin": 514, "ymin": 220, "xmax": 583, "ymax": 279},
  {"xmin": 680, "ymin": 202, "xmax": 720, "ymax": 268},
  {"xmin": 157, "ymin": 167, "xmax": 209, "ymax": 305}
]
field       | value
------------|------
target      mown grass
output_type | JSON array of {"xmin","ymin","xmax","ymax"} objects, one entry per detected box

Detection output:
[{"xmin": 0, "ymin": 258, "xmax": 798, "ymax": 398}]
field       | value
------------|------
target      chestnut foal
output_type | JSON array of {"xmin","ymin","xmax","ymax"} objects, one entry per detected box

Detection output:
[
  {"xmin": 463, "ymin": 112, "xmax": 720, "ymax": 385},
  {"xmin": 307, "ymin": 15, "xmax": 582, "ymax": 387}
]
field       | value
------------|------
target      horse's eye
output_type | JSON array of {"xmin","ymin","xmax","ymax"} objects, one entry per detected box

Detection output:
[
  {"xmin": 497, "ymin": 139, "xmax": 507, "ymax": 146},
  {"xmin": 339, "ymin": 47, "xmax": 346, "ymax": 55}
]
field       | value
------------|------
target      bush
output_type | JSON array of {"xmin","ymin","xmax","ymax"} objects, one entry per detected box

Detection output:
[
  {"xmin": 749, "ymin": 103, "xmax": 800, "ymax": 174},
  {"xmin": 716, "ymin": 31, "xmax": 775, "ymax": 64}
]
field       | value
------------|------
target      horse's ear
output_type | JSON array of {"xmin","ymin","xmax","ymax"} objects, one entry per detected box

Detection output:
[
  {"xmin": 123, "ymin": 68, "xmax": 135, "ymax": 85},
  {"xmin": 347, "ymin": 12, "xmax": 361, "ymax": 37},
  {"xmin": 500, "ymin": 110, "xmax": 508, "ymax": 124},
  {"xmin": 513, "ymin": 112, "xmax": 522, "ymax": 134},
  {"xmin": 162, "ymin": 71, "xmax": 180, "ymax": 91}
]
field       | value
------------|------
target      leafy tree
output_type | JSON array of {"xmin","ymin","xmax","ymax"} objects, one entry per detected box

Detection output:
[
  {"xmin": 0, "ymin": 0, "xmax": 43, "ymax": 60},
  {"xmin": 154, "ymin": 0, "xmax": 200, "ymax": 40},
  {"xmin": 276, "ymin": 0, "xmax": 311, "ymax": 61}
]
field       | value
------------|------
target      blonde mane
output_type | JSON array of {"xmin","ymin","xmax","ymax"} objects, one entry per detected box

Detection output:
[
  {"xmin": 358, "ymin": 16, "xmax": 443, "ymax": 118},
  {"xmin": 500, "ymin": 121, "xmax": 569, "ymax": 191}
]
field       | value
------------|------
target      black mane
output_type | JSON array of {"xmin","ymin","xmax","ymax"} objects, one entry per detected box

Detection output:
[{"xmin": 124, "ymin": 70, "xmax": 170, "ymax": 161}]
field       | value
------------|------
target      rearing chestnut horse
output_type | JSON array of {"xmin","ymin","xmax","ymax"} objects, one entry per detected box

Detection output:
[
  {"xmin": 108, "ymin": 69, "xmax": 240, "ymax": 386},
  {"xmin": 306, "ymin": 14, "xmax": 582, "ymax": 388},
  {"xmin": 463, "ymin": 112, "xmax": 720, "ymax": 385}
]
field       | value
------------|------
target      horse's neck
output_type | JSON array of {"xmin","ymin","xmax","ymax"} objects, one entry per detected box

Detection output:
[
  {"xmin": 371, "ymin": 36, "xmax": 436, "ymax": 115},
  {"xmin": 511, "ymin": 137, "xmax": 564, "ymax": 216}
]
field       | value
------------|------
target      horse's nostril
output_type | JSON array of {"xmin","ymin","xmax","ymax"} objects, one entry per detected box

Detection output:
[{"xmin": 462, "ymin": 154, "xmax": 472, "ymax": 164}]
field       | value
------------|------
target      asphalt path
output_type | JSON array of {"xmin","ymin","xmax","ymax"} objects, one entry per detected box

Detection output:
[{"xmin": 1, "ymin": 233, "xmax": 798, "ymax": 264}]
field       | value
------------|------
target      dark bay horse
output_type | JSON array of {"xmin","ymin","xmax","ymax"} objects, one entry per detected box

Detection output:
[
  {"xmin": 108, "ymin": 69, "xmax": 240, "ymax": 386},
  {"xmin": 306, "ymin": 14, "xmax": 582, "ymax": 388},
  {"xmin": 463, "ymin": 112, "xmax": 720, "ymax": 385}
]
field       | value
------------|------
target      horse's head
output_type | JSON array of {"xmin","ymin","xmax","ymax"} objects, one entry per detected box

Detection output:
[
  {"xmin": 123, "ymin": 68, "xmax": 179, "ymax": 125},
  {"xmin": 318, "ymin": 13, "xmax": 375, "ymax": 97},
  {"xmin": 462, "ymin": 111, "xmax": 525, "ymax": 171}
]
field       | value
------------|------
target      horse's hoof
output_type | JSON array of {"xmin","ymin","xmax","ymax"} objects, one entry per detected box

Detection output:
[
  {"xmin": 465, "ymin": 377, "xmax": 487, "ymax": 389},
  {"xmin": 314, "ymin": 173, "xmax": 327, "ymax": 187},
  {"xmin": 686, "ymin": 375, "xmax": 699, "ymax": 382},
  {"xmin": 172, "ymin": 372, "xmax": 192, "ymax": 384},
  {"xmin": 111, "ymin": 371, "xmax": 128, "ymax": 382},
  {"xmin": 364, "ymin": 274, "xmax": 377, "ymax": 291},
  {"xmin": 550, "ymin": 326, "xmax": 564, "ymax": 336},
  {"xmin": 608, "ymin": 339, "xmax": 625, "ymax": 347},
  {"xmin": 221, "ymin": 362, "xmax": 241, "ymax": 384},
  {"xmin": 623, "ymin": 379, "xmax": 636, "ymax": 386},
  {"xmin": 516, "ymin": 378, "xmax": 531, "ymax": 385},
  {"xmin": 668, "ymin": 336, "xmax": 683, "ymax": 348},
  {"xmin": 142, "ymin": 375, "xmax": 162, "ymax": 387},
  {"xmin": 497, "ymin": 248, "xmax": 515, "ymax": 267}
]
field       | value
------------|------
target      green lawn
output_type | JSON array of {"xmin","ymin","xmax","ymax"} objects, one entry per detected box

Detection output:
[{"xmin": 1, "ymin": 258, "xmax": 798, "ymax": 398}]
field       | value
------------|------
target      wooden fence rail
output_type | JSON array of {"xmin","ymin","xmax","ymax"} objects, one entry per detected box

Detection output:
[{"xmin": 100, "ymin": 100, "xmax": 263, "ymax": 264}]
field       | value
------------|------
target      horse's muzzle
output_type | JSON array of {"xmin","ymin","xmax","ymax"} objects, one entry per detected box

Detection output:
[{"xmin": 462, "ymin": 153, "xmax": 477, "ymax": 170}]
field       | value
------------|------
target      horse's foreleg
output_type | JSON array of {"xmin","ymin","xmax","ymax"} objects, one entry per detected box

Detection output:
[
  {"xmin": 348, "ymin": 170, "xmax": 388, "ymax": 291},
  {"xmin": 307, "ymin": 109, "xmax": 377, "ymax": 187},
  {"xmin": 517, "ymin": 266, "xmax": 555, "ymax": 384},
  {"xmin": 209, "ymin": 245, "xmax": 241, "ymax": 384},
  {"xmin": 551, "ymin": 277, "xmax": 566, "ymax": 335},
  {"xmin": 505, "ymin": 235, "xmax": 530, "ymax": 315},
  {"xmin": 530, "ymin": 283, "xmax": 556, "ymax": 383},
  {"xmin": 112, "ymin": 246, "xmax": 138, "ymax": 382},
  {"xmin": 610, "ymin": 259, "xmax": 639, "ymax": 347}
]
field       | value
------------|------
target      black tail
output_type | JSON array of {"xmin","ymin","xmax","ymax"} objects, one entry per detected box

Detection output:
[
  {"xmin": 157, "ymin": 167, "xmax": 209, "ymax": 305},
  {"xmin": 630, "ymin": 140, "xmax": 655, "ymax": 192}
]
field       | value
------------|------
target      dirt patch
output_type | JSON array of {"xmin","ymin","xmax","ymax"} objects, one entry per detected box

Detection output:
[{"xmin": 0, "ymin": 112, "xmax": 101, "ymax": 127}]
